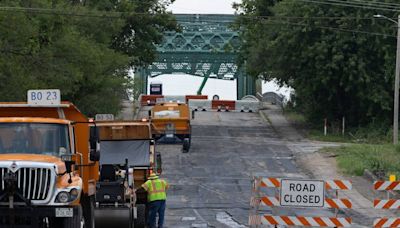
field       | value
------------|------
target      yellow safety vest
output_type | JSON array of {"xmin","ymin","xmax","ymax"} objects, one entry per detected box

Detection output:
[{"xmin": 142, "ymin": 178, "xmax": 168, "ymax": 202}]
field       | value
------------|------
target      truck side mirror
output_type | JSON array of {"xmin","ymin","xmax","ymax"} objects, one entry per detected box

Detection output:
[
  {"xmin": 148, "ymin": 110, "xmax": 152, "ymax": 119},
  {"xmin": 65, "ymin": 160, "xmax": 75, "ymax": 173},
  {"xmin": 61, "ymin": 155, "xmax": 76, "ymax": 173},
  {"xmin": 89, "ymin": 126, "xmax": 100, "ymax": 162},
  {"xmin": 191, "ymin": 110, "xmax": 195, "ymax": 120}
]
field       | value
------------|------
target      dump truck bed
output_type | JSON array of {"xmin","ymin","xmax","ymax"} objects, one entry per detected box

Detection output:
[{"xmin": 151, "ymin": 103, "xmax": 191, "ymax": 135}]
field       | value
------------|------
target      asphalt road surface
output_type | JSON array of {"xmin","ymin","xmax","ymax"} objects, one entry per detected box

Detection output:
[
  {"xmin": 95, "ymin": 208, "xmax": 132, "ymax": 228},
  {"xmin": 157, "ymin": 111, "xmax": 335, "ymax": 228}
]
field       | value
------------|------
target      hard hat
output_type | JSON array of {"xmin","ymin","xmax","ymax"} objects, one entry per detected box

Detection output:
[{"xmin": 148, "ymin": 172, "xmax": 158, "ymax": 179}]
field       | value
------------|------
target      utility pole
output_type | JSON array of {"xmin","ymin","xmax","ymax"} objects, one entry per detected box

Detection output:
[
  {"xmin": 394, "ymin": 15, "xmax": 400, "ymax": 144},
  {"xmin": 374, "ymin": 14, "xmax": 400, "ymax": 144}
]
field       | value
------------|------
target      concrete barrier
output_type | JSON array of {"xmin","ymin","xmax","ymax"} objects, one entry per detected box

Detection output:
[
  {"xmin": 159, "ymin": 95, "xmax": 186, "ymax": 104},
  {"xmin": 236, "ymin": 100, "xmax": 260, "ymax": 112},
  {"xmin": 185, "ymin": 95, "xmax": 208, "ymax": 103},
  {"xmin": 188, "ymin": 99, "xmax": 212, "ymax": 111},
  {"xmin": 242, "ymin": 95, "xmax": 259, "ymax": 101}
]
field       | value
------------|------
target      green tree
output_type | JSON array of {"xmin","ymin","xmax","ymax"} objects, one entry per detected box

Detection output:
[
  {"xmin": 235, "ymin": 0, "xmax": 397, "ymax": 127},
  {"xmin": 0, "ymin": 0, "xmax": 176, "ymax": 116}
]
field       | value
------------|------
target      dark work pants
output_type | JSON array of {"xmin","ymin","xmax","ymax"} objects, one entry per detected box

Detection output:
[{"xmin": 148, "ymin": 200, "xmax": 166, "ymax": 228}]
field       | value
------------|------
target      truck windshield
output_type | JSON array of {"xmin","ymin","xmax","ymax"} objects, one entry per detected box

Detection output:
[
  {"xmin": 0, "ymin": 123, "xmax": 70, "ymax": 156},
  {"xmin": 154, "ymin": 110, "xmax": 180, "ymax": 118}
]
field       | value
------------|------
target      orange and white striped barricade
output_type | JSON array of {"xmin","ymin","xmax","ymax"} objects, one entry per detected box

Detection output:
[
  {"xmin": 249, "ymin": 177, "xmax": 352, "ymax": 227},
  {"xmin": 249, "ymin": 215, "xmax": 352, "ymax": 227},
  {"xmin": 250, "ymin": 196, "xmax": 352, "ymax": 210},
  {"xmin": 373, "ymin": 181, "xmax": 400, "ymax": 227}
]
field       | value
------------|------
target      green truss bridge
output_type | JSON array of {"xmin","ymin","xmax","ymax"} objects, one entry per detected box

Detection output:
[{"xmin": 135, "ymin": 14, "xmax": 257, "ymax": 99}]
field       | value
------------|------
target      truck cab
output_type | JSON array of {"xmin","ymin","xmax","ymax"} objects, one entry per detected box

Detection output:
[{"xmin": 0, "ymin": 99, "xmax": 99, "ymax": 228}]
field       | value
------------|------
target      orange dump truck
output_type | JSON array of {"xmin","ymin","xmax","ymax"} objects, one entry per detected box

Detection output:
[
  {"xmin": 94, "ymin": 121, "xmax": 161, "ymax": 228},
  {"xmin": 149, "ymin": 102, "xmax": 192, "ymax": 152},
  {"xmin": 0, "ymin": 95, "xmax": 100, "ymax": 228}
]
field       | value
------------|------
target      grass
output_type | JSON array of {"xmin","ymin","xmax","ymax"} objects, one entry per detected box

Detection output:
[
  {"xmin": 283, "ymin": 109, "xmax": 392, "ymax": 144},
  {"xmin": 282, "ymin": 109, "xmax": 400, "ymax": 178},
  {"xmin": 308, "ymin": 130, "xmax": 353, "ymax": 143},
  {"xmin": 321, "ymin": 144, "xmax": 400, "ymax": 177},
  {"xmin": 283, "ymin": 110, "xmax": 362, "ymax": 143},
  {"xmin": 284, "ymin": 110, "xmax": 307, "ymax": 125},
  {"xmin": 308, "ymin": 126, "xmax": 392, "ymax": 144}
]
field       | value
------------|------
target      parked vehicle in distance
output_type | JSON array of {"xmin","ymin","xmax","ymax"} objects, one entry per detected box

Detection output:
[{"xmin": 149, "ymin": 102, "xmax": 192, "ymax": 153}]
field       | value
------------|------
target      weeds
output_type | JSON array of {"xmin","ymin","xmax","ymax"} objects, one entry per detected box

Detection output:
[{"xmin": 322, "ymin": 144, "xmax": 400, "ymax": 178}]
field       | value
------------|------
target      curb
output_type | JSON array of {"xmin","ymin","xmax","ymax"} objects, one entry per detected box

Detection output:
[
  {"xmin": 258, "ymin": 110, "xmax": 272, "ymax": 125},
  {"xmin": 363, "ymin": 169, "xmax": 377, "ymax": 182}
]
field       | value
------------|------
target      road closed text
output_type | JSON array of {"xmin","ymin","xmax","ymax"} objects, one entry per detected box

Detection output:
[{"xmin": 280, "ymin": 179, "xmax": 325, "ymax": 207}]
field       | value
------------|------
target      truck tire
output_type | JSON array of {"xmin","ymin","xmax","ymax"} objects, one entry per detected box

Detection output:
[
  {"xmin": 63, "ymin": 206, "xmax": 83, "ymax": 228},
  {"xmin": 182, "ymin": 138, "xmax": 190, "ymax": 153},
  {"xmin": 82, "ymin": 196, "xmax": 95, "ymax": 228},
  {"xmin": 134, "ymin": 204, "xmax": 146, "ymax": 228}
]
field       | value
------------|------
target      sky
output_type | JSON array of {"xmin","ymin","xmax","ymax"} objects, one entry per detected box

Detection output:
[{"xmin": 168, "ymin": 0, "xmax": 237, "ymax": 14}]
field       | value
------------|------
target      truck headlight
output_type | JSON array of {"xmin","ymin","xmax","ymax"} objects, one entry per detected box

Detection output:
[
  {"xmin": 56, "ymin": 188, "xmax": 80, "ymax": 203},
  {"xmin": 70, "ymin": 188, "xmax": 79, "ymax": 201},
  {"xmin": 56, "ymin": 191, "xmax": 70, "ymax": 203}
]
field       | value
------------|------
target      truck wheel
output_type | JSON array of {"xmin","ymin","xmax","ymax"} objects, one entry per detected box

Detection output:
[
  {"xmin": 82, "ymin": 196, "xmax": 95, "ymax": 228},
  {"xmin": 182, "ymin": 138, "xmax": 190, "ymax": 153},
  {"xmin": 134, "ymin": 204, "xmax": 146, "ymax": 228},
  {"xmin": 63, "ymin": 206, "xmax": 84, "ymax": 228}
]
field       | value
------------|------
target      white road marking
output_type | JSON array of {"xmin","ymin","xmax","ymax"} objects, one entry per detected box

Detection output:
[
  {"xmin": 182, "ymin": 217, "xmax": 196, "ymax": 221},
  {"xmin": 216, "ymin": 212, "xmax": 245, "ymax": 228}
]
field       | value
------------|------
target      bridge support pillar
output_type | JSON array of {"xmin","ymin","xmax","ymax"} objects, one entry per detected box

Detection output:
[
  {"xmin": 237, "ymin": 67, "xmax": 256, "ymax": 99},
  {"xmin": 134, "ymin": 67, "xmax": 148, "ymax": 95}
]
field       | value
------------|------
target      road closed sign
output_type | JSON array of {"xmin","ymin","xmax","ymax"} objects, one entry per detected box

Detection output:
[{"xmin": 280, "ymin": 179, "xmax": 325, "ymax": 208}]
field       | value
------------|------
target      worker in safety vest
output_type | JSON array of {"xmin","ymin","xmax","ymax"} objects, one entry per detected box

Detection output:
[{"xmin": 141, "ymin": 172, "xmax": 169, "ymax": 228}]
